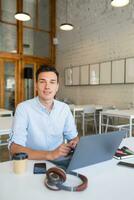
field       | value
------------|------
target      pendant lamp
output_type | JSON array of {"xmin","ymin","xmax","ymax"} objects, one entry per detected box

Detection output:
[
  {"xmin": 111, "ymin": 0, "xmax": 129, "ymax": 7},
  {"xmin": 60, "ymin": 0, "xmax": 74, "ymax": 31},
  {"xmin": 14, "ymin": 12, "xmax": 31, "ymax": 21}
]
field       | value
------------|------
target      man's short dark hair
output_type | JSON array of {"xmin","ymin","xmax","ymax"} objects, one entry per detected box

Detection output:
[{"xmin": 36, "ymin": 65, "xmax": 59, "ymax": 82}]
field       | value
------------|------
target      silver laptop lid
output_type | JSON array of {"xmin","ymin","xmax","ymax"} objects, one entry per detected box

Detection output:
[{"xmin": 67, "ymin": 131, "xmax": 126, "ymax": 172}]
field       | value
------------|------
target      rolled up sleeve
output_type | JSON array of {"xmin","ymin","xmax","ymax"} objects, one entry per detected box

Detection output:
[
  {"xmin": 63, "ymin": 106, "xmax": 78, "ymax": 140},
  {"xmin": 8, "ymin": 103, "xmax": 29, "ymax": 148}
]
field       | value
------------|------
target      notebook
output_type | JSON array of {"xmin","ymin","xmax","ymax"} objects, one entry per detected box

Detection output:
[{"xmin": 52, "ymin": 131, "xmax": 126, "ymax": 172}]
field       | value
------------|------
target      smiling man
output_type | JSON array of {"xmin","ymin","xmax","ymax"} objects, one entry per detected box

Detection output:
[{"xmin": 9, "ymin": 65, "xmax": 79, "ymax": 160}]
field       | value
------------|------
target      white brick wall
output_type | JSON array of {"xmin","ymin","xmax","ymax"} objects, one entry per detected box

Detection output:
[{"xmin": 56, "ymin": 0, "xmax": 134, "ymax": 108}]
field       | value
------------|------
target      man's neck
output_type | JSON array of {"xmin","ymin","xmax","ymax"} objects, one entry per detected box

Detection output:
[{"xmin": 38, "ymin": 97, "xmax": 54, "ymax": 112}]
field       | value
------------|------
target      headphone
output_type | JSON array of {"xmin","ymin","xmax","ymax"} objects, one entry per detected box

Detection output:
[{"xmin": 44, "ymin": 167, "xmax": 88, "ymax": 192}]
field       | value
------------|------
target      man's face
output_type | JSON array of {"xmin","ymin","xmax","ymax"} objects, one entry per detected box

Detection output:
[{"xmin": 36, "ymin": 71, "xmax": 59, "ymax": 102}]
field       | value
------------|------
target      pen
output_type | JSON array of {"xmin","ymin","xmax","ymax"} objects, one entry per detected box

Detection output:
[
  {"xmin": 121, "ymin": 147, "xmax": 134, "ymax": 155},
  {"xmin": 116, "ymin": 149, "xmax": 127, "ymax": 155}
]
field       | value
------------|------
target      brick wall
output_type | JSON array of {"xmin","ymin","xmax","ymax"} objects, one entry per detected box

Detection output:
[{"xmin": 56, "ymin": 0, "xmax": 134, "ymax": 108}]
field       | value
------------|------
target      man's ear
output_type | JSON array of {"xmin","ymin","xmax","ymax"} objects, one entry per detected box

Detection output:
[{"xmin": 56, "ymin": 83, "xmax": 59, "ymax": 92}]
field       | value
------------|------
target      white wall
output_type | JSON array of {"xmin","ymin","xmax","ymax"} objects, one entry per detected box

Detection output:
[{"xmin": 56, "ymin": 0, "xmax": 134, "ymax": 108}]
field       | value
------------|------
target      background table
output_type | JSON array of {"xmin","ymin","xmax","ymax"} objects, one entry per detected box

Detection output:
[
  {"xmin": 0, "ymin": 137, "xmax": 134, "ymax": 200},
  {"xmin": 0, "ymin": 109, "xmax": 13, "ymax": 117},
  {"xmin": 0, "ymin": 116, "xmax": 13, "ymax": 146},
  {"xmin": 69, "ymin": 104, "xmax": 103, "ymax": 120},
  {"xmin": 99, "ymin": 109, "xmax": 134, "ymax": 137}
]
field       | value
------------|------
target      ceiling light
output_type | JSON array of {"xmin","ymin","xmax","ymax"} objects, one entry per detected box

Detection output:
[
  {"xmin": 111, "ymin": 0, "xmax": 129, "ymax": 7},
  {"xmin": 14, "ymin": 12, "xmax": 31, "ymax": 21},
  {"xmin": 60, "ymin": 0, "xmax": 74, "ymax": 31}
]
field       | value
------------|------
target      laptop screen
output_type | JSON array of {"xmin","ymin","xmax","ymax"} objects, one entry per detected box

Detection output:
[{"xmin": 67, "ymin": 131, "xmax": 126, "ymax": 172}]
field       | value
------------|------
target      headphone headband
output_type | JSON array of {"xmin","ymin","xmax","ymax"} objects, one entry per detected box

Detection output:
[{"xmin": 45, "ymin": 167, "xmax": 88, "ymax": 192}]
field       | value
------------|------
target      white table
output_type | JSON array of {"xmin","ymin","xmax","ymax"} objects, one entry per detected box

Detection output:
[
  {"xmin": 0, "ymin": 116, "xmax": 13, "ymax": 146},
  {"xmin": 0, "ymin": 108, "xmax": 13, "ymax": 116},
  {"xmin": 69, "ymin": 104, "xmax": 103, "ymax": 120},
  {"xmin": 99, "ymin": 109, "xmax": 134, "ymax": 137},
  {"xmin": 0, "ymin": 138, "xmax": 134, "ymax": 200}
]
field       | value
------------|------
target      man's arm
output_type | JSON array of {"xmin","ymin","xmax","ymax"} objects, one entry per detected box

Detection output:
[{"xmin": 10, "ymin": 142, "xmax": 72, "ymax": 160}]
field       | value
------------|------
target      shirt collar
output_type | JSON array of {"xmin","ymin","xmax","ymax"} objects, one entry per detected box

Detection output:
[{"xmin": 36, "ymin": 96, "xmax": 56, "ymax": 112}]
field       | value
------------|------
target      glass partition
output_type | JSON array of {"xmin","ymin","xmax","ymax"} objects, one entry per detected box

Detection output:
[
  {"xmin": 4, "ymin": 62, "xmax": 15, "ymax": 112},
  {"xmin": 38, "ymin": 0, "xmax": 50, "ymax": 31},
  {"xmin": 1, "ymin": 0, "xmax": 16, "ymax": 23},
  {"xmin": 0, "ymin": 23, "xmax": 17, "ymax": 53},
  {"xmin": 23, "ymin": 28, "xmax": 50, "ymax": 57},
  {"xmin": 23, "ymin": 0, "xmax": 36, "ymax": 27}
]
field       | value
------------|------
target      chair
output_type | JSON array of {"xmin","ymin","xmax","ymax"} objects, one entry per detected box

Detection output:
[
  {"xmin": 69, "ymin": 104, "xmax": 83, "ymax": 126},
  {"xmin": 102, "ymin": 106, "xmax": 116, "ymax": 133},
  {"xmin": 82, "ymin": 106, "xmax": 97, "ymax": 136},
  {"xmin": 104, "ymin": 120, "xmax": 129, "ymax": 137}
]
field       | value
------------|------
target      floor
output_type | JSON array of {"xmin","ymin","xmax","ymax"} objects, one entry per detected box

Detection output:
[
  {"xmin": 0, "ymin": 145, "xmax": 10, "ymax": 162},
  {"xmin": 0, "ymin": 135, "xmax": 10, "ymax": 162}
]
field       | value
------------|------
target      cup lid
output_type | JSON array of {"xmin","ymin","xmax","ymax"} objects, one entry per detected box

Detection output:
[{"xmin": 12, "ymin": 152, "xmax": 28, "ymax": 160}]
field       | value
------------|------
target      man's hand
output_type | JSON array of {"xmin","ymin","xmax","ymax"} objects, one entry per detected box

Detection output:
[
  {"xmin": 68, "ymin": 136, "xmax": 79, "ymax": 149},
  {"xmin": 51, "ymin": 143, "xmax": 72, "ymax": 160}
]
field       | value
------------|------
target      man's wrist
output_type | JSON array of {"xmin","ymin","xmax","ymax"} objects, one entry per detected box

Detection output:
[{"xmin": 47, "ymin": 150, "xmax": 56, "ymax": 160}]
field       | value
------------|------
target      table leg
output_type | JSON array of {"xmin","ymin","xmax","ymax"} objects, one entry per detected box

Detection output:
[
  {"xmin": 99, "ymin": 112, "xmax": 102, "ymax": 134},
  {"xmin": 129, "ymin": 117, "xmax": 132, "ymax": 137}
]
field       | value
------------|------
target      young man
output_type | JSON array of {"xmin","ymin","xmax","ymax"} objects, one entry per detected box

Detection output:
[{"xmin": 9, "ymin": 65, "xmax": 79, "ymax": 160}]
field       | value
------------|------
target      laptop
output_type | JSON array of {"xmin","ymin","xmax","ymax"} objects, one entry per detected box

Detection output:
[{"xmin": 52, "ymin": 131, "xmax": 126, "ymax": 172}]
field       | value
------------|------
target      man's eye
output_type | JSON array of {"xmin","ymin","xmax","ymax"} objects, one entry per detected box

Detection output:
[
  {"xmin": 50, "ymin": 81, "xmax": 56, "ymax": 84},
  {"xmin": 39, "ymin": 80, "xmax": 45, "ymax": 83}
]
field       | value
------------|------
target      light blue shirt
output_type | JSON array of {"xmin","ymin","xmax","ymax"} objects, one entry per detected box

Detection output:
[{"xmin": 9, "ymin": 97, "xmax": 78, "ymax": 150}]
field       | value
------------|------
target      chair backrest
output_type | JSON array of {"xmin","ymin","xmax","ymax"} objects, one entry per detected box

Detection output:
[
  {"xmin": 83, "ymin": 106, "xmax": 96, "ymax": 114},
  {"xmin": 102, "ymin": 105, "xmax": 116, "ymax": 112},
  {"xmin": 68, "ymin": 104, "xmax": 75, "ymax": 110}
]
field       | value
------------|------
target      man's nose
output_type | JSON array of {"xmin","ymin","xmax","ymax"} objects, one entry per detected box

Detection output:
[{"xmin": 45, "ymin": 82, "xmax": 50, "ymax": 88}]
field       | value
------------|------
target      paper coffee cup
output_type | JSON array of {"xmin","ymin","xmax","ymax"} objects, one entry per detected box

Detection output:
[{"xmin": 12, "ymin": 152, "xmax": 28, "ymax": 174}]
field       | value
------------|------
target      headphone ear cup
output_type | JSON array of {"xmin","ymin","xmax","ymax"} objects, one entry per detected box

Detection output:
[
  {"xmin": 45, "ymin": 167, "xmax": 66, "ymax": 191},
  {"xmin": 47, "ymin": 167, "xmax": 66, "ymax": 183}
]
